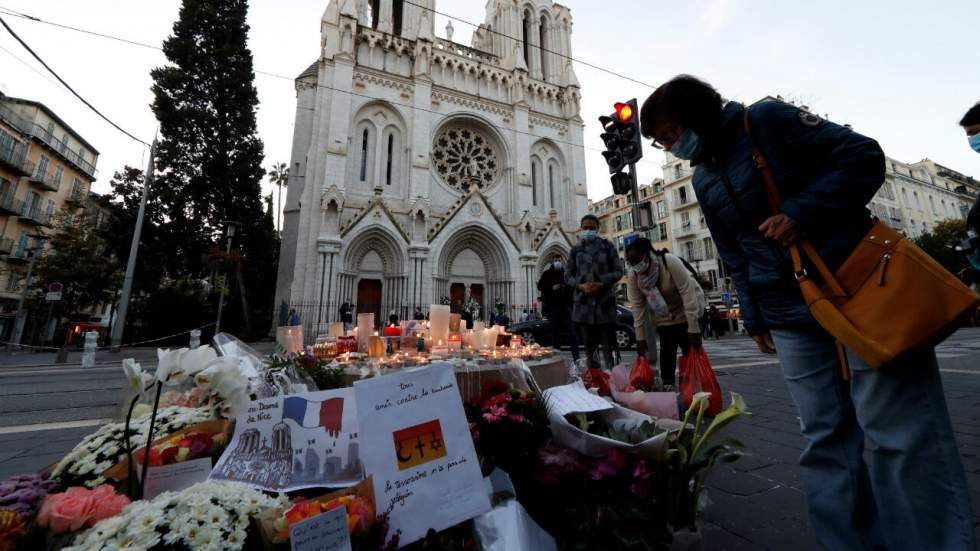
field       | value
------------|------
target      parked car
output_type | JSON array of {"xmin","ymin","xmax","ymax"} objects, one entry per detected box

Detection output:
[{"xmin": 507, "ymin": 305, "xmax": 636, "ymax": 351}]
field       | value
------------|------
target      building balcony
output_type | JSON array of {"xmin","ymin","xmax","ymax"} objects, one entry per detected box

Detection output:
[
  {"xmin": 65, "ymin": 188, "xmax": 87, "ymax": 207},
  {"xmin": 30, "ymin": 125, "xmax": 98, "ymax": 180},
  {"xmin": 28, "ymin": 168, "xmax": 61, "ymax": 192},
  {"xmin": 0, "ymin": 237, "xmax": 13, "ymax": 257},
  {"xmin": 0, "ymin": 141, "xmax": 32, "ymax": 177},
  {"xmin": 672, "ymin": 197, "xmax": 699, "ymax": 211},
  {"xmin": 0, "ymin": 190, "xmax": 17, "ymax": 215},
  {"xmin": 674, "ymin": 223, "xmax": 698, "ymax": 238},
  {"xmin": 14, "ymin": 200, "xmax": 52, "ymax": 227},
  {"xmin": 6, "ymin": 245, "xmax": 29, "ymax": 264}
]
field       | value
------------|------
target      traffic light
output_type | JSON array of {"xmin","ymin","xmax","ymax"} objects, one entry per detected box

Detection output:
[{"xmin": 599, "ymin": 98, "xmax": 643, "ymax": 194}]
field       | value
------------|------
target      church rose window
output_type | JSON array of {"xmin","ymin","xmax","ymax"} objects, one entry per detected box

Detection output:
[{"xmin": 432, "ymin": 126, "xmax": 499, "ymax": 191}]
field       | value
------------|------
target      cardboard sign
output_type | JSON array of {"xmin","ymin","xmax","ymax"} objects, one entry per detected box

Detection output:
[
  {"xmin": 354, "ymin": 363, "xmax": 490, "ymax": 547},
  {"xmin": 289, "ymin": 506, "xmax": 352, "ymax": 551},
  {"xmin": 142, "ymin": 457, "xmax": 212, "ymax": 499},
  {"xmin": 543, "ymin": 380, "xmax": 614, "ymax": 417},
  {"xmin": 210, "ymin": 388, "xmax": 362, "ymax": 491}
]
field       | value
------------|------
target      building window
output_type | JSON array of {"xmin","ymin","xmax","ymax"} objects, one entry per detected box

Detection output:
[
  {"xmin": 674, "ymin": 165, "xmax": 682, "ymax": 180},
  {"xmin": 678, "ymin": 186, "xmax": 688, "ymax": 205},
  {"xmin": 522, "ymin": 11, "xmax": 532, "ymax": 67},
  {"xmin": 684, "ymin": 241, "xmax": 696, "ymax": 261},
  {"xmin": 392, "ymin": 0, "xmax": 404, "ymax": 35},
  {"xmin": 658, "ymin": 223, "xmax": 667, "ymax": 241},
  {"xmin": 385, "ymin": 134, "xmax": 394, "ymax": 186},
  {"xmin": 703, "ymin": 237, "xmax": 714, "ymax": 259},
  {"xmin": 36, "ymin": 156, "xmax": 49, "ymax": 178},
  {"xmin": 616, "ymin": 216, "xmax": 622, "ymax": 232},
  {"xmin": 45, "ymin": 199, "xmax": 54, "ymax": 221},
  {"xmin": 45, "ymin": 122, "xmax": 54, "ymax": 137},
  {"xmin": 16, "ymin": 231, "xmax": 28, "ymax": 257},
  {"xmin": 531, "ymin": 162, "xmax": 538, "ymax": 206},
  {"xmin": 539, "ymin": 16, "xmax": 549, "ymax": 78},
  {"xmin": 53, "ymin": 166, "xmax": 63, "ymax": 188},
  {"xmin": 5, "ymin": 271, "xmax": 17, "ymax": 292},
  {"xmin": 901, "ymin": 188, "xmax": 909, "ymax": 207},
  {"xmin": 929, "ymin": 195, "xmax": 937, "ymax": 215},
  {"xmin": 548, "ymin": 164, "xmax": 556, "ymax": 208},
  {"xmin": 913, "ymin": 191, "xmax": 922, "ymax": 211},
  {"xmin": 680, "ymin": 211, "xmax": 691, "ymax": 230},
  {"xmin": 359, "ymin": 129, "xmax": 369, "ymax": 182},
  {"xmin": 879, "ymin": 182, "xmax": 895, "ymax": 201},
  {"xmin": 61, "ymin": 134, "xmax": 69, "ymax": 148},
  {"xmin": 656, "ymin": 200, "xmax": 667, "ymax": 219}
]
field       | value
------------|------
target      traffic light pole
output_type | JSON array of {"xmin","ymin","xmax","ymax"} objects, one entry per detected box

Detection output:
[{"xmin": 627, "ymin": 162, "xmax": 643, "ymax": 232}]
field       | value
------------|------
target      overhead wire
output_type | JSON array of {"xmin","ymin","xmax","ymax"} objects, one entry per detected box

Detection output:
[
  {"xmin": 0, "ymin": 4, "xmax": 664, "ymax": 168},
  {"xmin": 0, "ymin": 14, "xmax": 150, "ymax": 146}
]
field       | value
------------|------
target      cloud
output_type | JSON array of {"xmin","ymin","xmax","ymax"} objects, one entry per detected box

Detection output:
[{"xmin": 700, "ymin": 0, "xmax": 734, "ymax": 34}]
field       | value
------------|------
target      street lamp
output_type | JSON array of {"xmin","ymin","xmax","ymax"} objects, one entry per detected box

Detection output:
[{"xmin": 215, "ymin": 221, "xmax": 241, "ymax": 334}]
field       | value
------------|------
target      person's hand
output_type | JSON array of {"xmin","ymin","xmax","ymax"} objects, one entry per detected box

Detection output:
[
  {"xmin": 636, "ymin": 340, "xmax": 648, "ymax": 357},
  {"xmin": 687, "ymin": 333, "xmax": 702, "ymax": 350},
  {"xmin": 759, "ymin": 214, "xmax": 799, "ymax": 247},
  {"xmin": 751, "ymin": 332, "xmax": 777, "ymax": 354},
  {"xmin": 588, "ymin": 282, "xmax": 603, "ymax": 294},
  {"xmin": 552, "ymin": 284, "xmax": 561, "ymax": 291}
]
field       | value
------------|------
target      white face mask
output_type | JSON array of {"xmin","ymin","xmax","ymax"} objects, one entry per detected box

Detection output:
[
  {"xmin": 552, "ymin": 260, "xmax": 562, "ymax": 269},
  {"xmin": 631, "ymin": 257, "xmax": 651, "ymax": 274}
]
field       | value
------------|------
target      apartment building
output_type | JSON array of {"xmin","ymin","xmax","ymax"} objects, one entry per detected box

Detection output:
[
  {"xmin": 870, "ymin": 157, "xmax": 977, "ymax": 237},
  {"xmin": 0, "ymin": 93, "xmax": 99, "ymax": 340}
]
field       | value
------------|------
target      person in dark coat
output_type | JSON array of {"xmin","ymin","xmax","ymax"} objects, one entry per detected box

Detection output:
[
  {"xmin": 537, "ymin": 253, "xmax": 580, "ymax": 361},
  {"xmin": 565, "ymin": 214, "xmax": 623, "ymax": 370},
  {"xmin": 339, "ymin": 301, "xmax": 353, "ymax": 331},
  {"xmin": 640, "ymin": 75, "xmax": 974, "ymax": 550}
]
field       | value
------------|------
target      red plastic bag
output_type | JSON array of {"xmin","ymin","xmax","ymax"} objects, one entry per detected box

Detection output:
[
  {"xmin": 629, "ymin": 356, "xmax": 656, "ymax": 391},
  {"xmin": 678, "ymin": 346, "xmax": 723, "ymax": 416}
]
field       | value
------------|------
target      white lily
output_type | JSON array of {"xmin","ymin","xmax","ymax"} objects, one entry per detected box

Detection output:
[
  {"xmin": 122, "ymin": 358, "xmax": 146, "ymax": 395},
  {"xmin": 179, "ymin": 346, "xmax": 217, "ymax": 377},
  {"xmin": 156, "ymin": 347, "xmax": 189, "ymax": 385}
]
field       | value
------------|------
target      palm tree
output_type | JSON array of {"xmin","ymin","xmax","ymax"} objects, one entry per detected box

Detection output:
[{"xmin": 268, "ymin": 162, "xmax": 289, "ymax": 234}]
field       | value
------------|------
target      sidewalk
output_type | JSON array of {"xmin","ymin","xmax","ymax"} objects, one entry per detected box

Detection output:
[{"xmin": 0, "ymin": 341, "xmax": 277, "ymax": 368}]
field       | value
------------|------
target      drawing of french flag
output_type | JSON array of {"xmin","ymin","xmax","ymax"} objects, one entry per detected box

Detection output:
[{"xmin": 282, "ymin": 396, "xmax": 344, "ymax": 437}]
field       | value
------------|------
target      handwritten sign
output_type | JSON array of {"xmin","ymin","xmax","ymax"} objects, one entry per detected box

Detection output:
[
  {"xmin": 289, "ymin": 506, "xmax": 352, "ymax": 551},
  {"xmin": 355, "ymin": 363, "xmax": 490, "ymax": 547},
  {"xmin": 543, "ymin": 380, "xmax": 614, "ymax": 417},
  {"xmin": 210, "ymin": 388, "xmax": 362, "ymax": 491},
  {"xmin": 142, "ymin": 457, "xmax": 212, "ymax": 499}
]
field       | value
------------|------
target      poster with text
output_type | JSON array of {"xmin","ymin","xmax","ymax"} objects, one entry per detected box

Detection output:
[
  {"xmin": 210, "ymin": 388, "xmax": 362, "ymax": 491},
  {"xmin": 354, "ymin": 363, "xmax": 490, "ymax": 547}
]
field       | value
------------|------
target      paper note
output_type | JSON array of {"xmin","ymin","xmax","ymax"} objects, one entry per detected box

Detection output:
[
  {"xmin": 210, "ymin": 388, "xmax": 362, "ymax": 491},
  {"xmin": 289, "ymin": 506, "xmax": 352, "ymax": 551},
  {"xmin": 142, "ymin": 457, "xmax": 212, "ymax": 499},
  {"xmin": 543, "ymin": 380, "xmax": 614, "ymax": 417},
  {"xmin": 354, "ymin": 363, "xmax": 490, "ymax": 547}
]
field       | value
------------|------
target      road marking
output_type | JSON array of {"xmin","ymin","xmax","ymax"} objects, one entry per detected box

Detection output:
[
  {"xmin": 940, "ymin": 368, "xmax": 980, "ymax": 375},
  {"xmin": 0, "ymin": 418, "xmax": 108, "ymax": 435},
  {"xmin": 0, "ymin": 366, "xmax": 124, "ymax": 377},
  {"xmin": 713, "ymin": 360, "xmax": 781, "ymax": 370}
]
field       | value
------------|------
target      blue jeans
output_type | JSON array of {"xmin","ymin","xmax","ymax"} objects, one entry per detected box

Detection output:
[{"xmin": 771, "ymin": 327, "xmax": 975, "ymax": 551}]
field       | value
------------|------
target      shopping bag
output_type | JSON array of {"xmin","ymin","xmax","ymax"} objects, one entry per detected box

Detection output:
[
  {"xmin": 678, "ymin": 346, "xmax": 722, "ymax": 416},
  {"xmin": 629, "ymin": 356, "xmax": 656, "ymax": 390}
]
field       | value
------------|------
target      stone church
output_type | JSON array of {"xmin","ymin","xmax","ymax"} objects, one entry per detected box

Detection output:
[{"xmin": 276, "ymin": 0, "xmax": 588, "ymax": 333}]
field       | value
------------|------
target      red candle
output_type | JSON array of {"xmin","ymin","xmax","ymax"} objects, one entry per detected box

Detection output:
[{"xmin": 384, "ymin": 324, "xmax": 402, "ymax": 337}]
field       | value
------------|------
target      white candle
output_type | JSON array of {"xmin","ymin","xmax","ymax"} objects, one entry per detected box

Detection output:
[
  {"xmin": 357, "ymin": 313, "xmax": 374, "ymax": 353},
  {"xmin": 429, "ymin": 305, "xmax": 451, "ymax": 344}
]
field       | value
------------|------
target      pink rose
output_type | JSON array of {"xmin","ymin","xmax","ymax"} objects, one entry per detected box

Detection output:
[
  {"xmin": 39, "ymin": 488, "xmax": 95, "ymax": 534},
  {"xmin": 88, "ymin": 494, "xmax": 130, "ymax": 526}
]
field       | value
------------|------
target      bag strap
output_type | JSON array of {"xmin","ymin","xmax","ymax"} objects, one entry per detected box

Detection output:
[{"xmin": 741, "ymin": 111, "xmax": 847, "ymax": 298}]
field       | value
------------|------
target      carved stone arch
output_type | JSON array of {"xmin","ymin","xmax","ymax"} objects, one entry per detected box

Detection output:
[
  {"xmin": 437, "ymin": 223, "xmax": 513, "ymax": 282},
  {"xmin": 343, "ymin": 226, "xmax": 405, "ymax": 275}
]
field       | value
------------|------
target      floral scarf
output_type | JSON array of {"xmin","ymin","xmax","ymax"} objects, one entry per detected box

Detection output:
[{"xmin": 636, "ymin": 254, "xmax": 671, "ymax": 320}]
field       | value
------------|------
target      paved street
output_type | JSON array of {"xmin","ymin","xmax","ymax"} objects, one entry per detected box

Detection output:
[{"xmin": 1, "ymin": 330, "xmax": 979, "ymax": 549}]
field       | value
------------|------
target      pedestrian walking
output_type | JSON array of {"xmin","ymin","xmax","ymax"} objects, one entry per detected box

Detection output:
[
  {"xmin": 959, "ymin": 103, "xmax": 980, "ymax": 296},
  {"xmin": 640, "ymin": 75, "xmax": 976, "ymax": 550},
  {"xmin": 537, "ymin": 253, "xmax": 581, "ymax": 362},
  {"xmin": 339, "ymin": 301, "xmax": 353, "ymax": 332},
  {"xmin": 287, "ymin": 308, "xmax": 300, "ymax": 326},
  {"xmin": 565, "ymin": 214, "xmax": 623, "ymax": 370},
  {"xmin": 625, "ymin": 238, "xmax": 705, "ymax": 390}
]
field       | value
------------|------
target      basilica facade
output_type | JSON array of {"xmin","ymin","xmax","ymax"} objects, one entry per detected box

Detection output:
[{"xmin": 276, "ymin": 0, "xmax": 588, "ymax": 333}]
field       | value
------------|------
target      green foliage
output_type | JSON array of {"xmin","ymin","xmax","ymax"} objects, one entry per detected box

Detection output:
[{"xmin": 914, "ymin": 218, "xmax": 970, "ymax": 276}]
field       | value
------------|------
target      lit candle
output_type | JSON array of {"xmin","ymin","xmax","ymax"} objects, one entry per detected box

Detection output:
[
  {"xmin": 385, "ymin": 323, "xmax": 401, "ymax": 337},
  {"xmin": 432, "ymin": 339, "xmax": 448, "ymax": 356},
  {"xmin": 448, "ymin": 333, "xmax": 462, "ymax": 351}
]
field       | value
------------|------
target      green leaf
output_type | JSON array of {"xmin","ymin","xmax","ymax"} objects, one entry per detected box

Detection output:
[{"xmin": 691, "ymin": 392, "xmax": 751, "ymax": 459}]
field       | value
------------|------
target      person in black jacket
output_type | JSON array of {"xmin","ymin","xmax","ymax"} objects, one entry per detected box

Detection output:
[
  {"xmin": 537, "ymin": 253, "xmax": 580, "ymax": 362},
  {"xmin": 339, "ymin": 301, "xmax": 353, "ymax": 331}
]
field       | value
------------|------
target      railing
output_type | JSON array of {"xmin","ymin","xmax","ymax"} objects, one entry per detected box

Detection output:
[
  {"xmin": 0, "ymin": 139, "xmax": 31, "ymax": 176},
  {"xmin": 30, "ymin": 125, "xmax": 98, "ymax": 179},
  {"xmin": 0, "ymin": 103, "xmax": 33, "ymax": 134},
  {"xmin": 14, "ymin": 198, "xmax": 51, "ymax": 226},
  {"xmin": 0, "ymin": 237, "xmax": 13, "ymax": 256},
  {"xmin": 433, "ymin": 37, "xmax": 499, "ymax": 64},
  {"xmin": 0, "ymin": 189, "xmax": 16, "ymax": 213},
  {"xmin": 66, "ymin": 187, "xmax": 87, "ymax": 205},
  {"xmin": 675, "ymin": 223, "xmax": 697, "ymax": 238},
  {"xmin": 29, "ymin": 168, "xmax": 60, "ymax": 192}
]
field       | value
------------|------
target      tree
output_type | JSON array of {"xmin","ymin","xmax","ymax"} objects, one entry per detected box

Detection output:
[
  {"xmin": 34, "ymin": 209, "xmax": 122, "ymax": 323},
  {"xmin": 150, "ymin": 0, "xmax": 277, "ymax": 337},
  {"xmin": 268, "ymin": 162, "xmax": 288, "ymax": 234},
  {"xmin": 914, "ymin": 218, "xmax": 970, "ymax": 276}
]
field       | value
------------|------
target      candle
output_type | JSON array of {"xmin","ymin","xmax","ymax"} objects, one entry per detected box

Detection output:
[
  {"xmin": 385, "ymin": 324, "xmax": 401, "ymax": 337},
  {"xmin": 449, "ymin": 314, "xmax": 461, "ymax": 332},
  {"xmin": 430, "ymin": 305, "xmax": 450, "ymax": 344},
  {"xmin": 448, "ymin": 333, "xmax": 462, "ymax": 351},
  {"xmin": 368, "ymin": 334, "xmax": 384, "ymax": 358},
  {"xmin": 432, "ymin": 339, "xmax": 448, "ymax": 355},
  {"xmin": 416, "ymin": 333, "xmax": 426, "ymax": 353},
  {"xmin": 511, "ymin": 336, "xmax": 523, "ymax": 349},
  {"xmin": 357, "ymin": 313, "xmax": 374, "ymax": 352},
  {"xmin": 328, "ymin": 322, "xmax": 345, "ymax": 339}
]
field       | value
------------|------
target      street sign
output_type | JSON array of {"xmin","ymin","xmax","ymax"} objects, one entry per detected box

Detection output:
[
  {"xmin": 721, "ymin": 292, "xmax": 731, "ymax": 303},
  {"xmin": 45, "ymin": 292, "xmax": 62, "ymax": 301},
  {"xmin": 49, "ymin": 282, "xmax": 62, "ymax": 293}
]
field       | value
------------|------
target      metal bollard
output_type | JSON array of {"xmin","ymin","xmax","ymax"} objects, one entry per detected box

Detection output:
[
  {"xmin": 81, "ymin": 331, "xmax": 98, "ymax": 368},
  {"xmin": 189, "ymin": 329, "xmax": 201, "ymax": 349}
]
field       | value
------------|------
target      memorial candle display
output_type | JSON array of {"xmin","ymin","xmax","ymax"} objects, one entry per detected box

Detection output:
[
  {"xmin": 328, "ymin": 322, "xmax": 345, "ymax": 339},
  {"xmin": 368, "ymin": 332, "xmax": 384, "ymax": 358},
  {"xmin": 384, "ymin": 324, "xmax": 401, "ymax": 337},
  {"xmin": 448, "ymin": 333, "xmax": 462, "ymax": 351},
  {"xmin": 429, "ymin": 305, "xmax": 450, "ymax": 344},
  {"xmin": 357, "ymin": 313, "xmax": 374, "ymax": 352},
  {"xmin": 450, "ymin": 313, "xmax": 462, "ymax": 332}
]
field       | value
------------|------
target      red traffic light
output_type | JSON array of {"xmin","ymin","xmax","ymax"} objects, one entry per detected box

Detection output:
[{"xmin": 614, "ymin": 102, "xmax": 634, "ymax": 122}]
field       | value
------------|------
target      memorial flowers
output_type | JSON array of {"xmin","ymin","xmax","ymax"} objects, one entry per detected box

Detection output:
[
  {"xmin": 0, "ymin": 510, "xmax": 26, "ymax": 551},
  {"xmin": 65, "ymin": 481, "xmax": 286, "ymax": 551},
  {"xmin": 51, "ymin": 406, "xmax": 215, "ymax": 488},
  {"xmin": 0, "ymin": 473, "xmax": 58, "ymax": 520},
  {"xmin": 466, "ymin": 381, "xmax": 550, "ymax": 472},
  {"xmin": 272, "ymin": 494, "xmax": 375, "ymax": 542},
  {"xmin": 36, "ymin": 485, "xmax": 130, "ymax": 535}
]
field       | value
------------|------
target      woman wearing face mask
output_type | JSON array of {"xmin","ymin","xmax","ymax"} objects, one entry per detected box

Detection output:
[
  {"xmin": 625, "ymin": 238, "xmax": 705, "ymax": 390},
  {"xmin": 640, "ymin": 75, "xmax": 975, "ymax": 551},
  {"xmin": 565, "ymin": 214, "xmax": 623, "ymax": 370},
  {"xmin": 537, "ymin": 254, "xmax": 581, "ymax": 362}
]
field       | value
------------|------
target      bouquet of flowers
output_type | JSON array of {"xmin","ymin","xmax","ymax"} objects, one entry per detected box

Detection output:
[
  {"xmin": 65, "ymin": 481, "xmax": 286, "ymax": 551},
  {"xmin": 51, "ymin": 406, "xmax": 215, "ymax": 488},
  {"xmin": 0, "ymin": 510, "xmax": 26, "ymax": 551},
  {"xmin": 273, "ymin": 495, "xmax": 375, "ymax": 542},
  {"xmin": 133, "ymin": 422, "xmax": 229, "ymax": 469},
  {"xmin": 36, "ymin": 485, "xmax": 130, "ymax": 535},
  {"xmin": 0, "ymin": 473, "xmax": 58, "ymax": 520},
  {"xmin": 467, "ymin": 381, "xmax": 550, "ymax": 473},
  {"xmin": 581, "ymin": 368, "xmax": 611, "ymax": 397}
]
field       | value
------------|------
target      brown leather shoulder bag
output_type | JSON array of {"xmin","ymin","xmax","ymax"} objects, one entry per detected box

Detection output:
[{"xmin": 743, "ymin": 111, "xmax": 980, "ymax": 368}]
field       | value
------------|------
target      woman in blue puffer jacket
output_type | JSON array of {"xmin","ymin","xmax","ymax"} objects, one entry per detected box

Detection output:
[{"xmin": 640, "ymin": 75, "xmax": 974, "ymax": 551}]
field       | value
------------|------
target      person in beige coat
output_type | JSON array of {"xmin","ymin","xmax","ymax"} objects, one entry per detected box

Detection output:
[{"xmin": 625, "ymin": 237, "xmax": 706, "ymax": 389}]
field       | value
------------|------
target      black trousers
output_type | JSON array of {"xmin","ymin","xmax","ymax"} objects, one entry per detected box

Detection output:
[
  {"xmin": 656, "ymin": 323, "xmax": 692, "ymax": 386},
  {"xmin": 548, "ymin": 311, "xmax": 581, "ymax": 361},
  {"xmin": 581, "ymin": 323, "xmax": 616, "ymax": 370}
]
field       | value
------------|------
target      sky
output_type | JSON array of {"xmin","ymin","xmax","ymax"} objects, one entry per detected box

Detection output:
[{"xmin": 0, "ymin": 0, "xmax": 978, "ymax": 209}]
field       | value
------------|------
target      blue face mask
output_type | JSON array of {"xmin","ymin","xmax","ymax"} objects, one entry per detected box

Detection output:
[
  {"xmin": 969, "ymin": 134, "xmax": 980, "ymax": 153},
  {"xmin": 670, "ymin": 129, "xmax": 704, "ymax": 161},
  {"xmin": 581, "ymin": 229, "xmax": 598, "ymax": 242}
]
